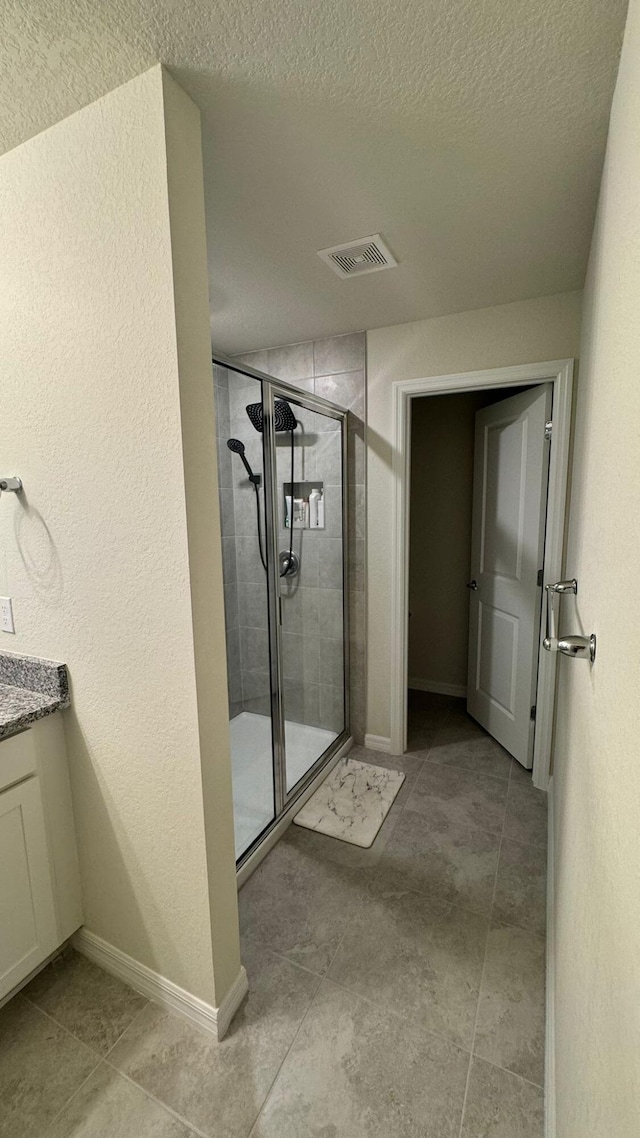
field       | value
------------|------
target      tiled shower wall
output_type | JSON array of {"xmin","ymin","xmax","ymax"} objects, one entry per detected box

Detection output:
[{"xmin": 216, "ymin": 331, "xmax": 366, "ymax": 743}]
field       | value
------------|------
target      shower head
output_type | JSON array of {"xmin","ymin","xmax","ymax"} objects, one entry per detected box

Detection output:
[
  {"xmin": 226, "ymin": 437, "xmax": 260, "ymax": 484},
  {"xmin": 246, "ymin": 399, "xmax": 297, "ymax": 434}
]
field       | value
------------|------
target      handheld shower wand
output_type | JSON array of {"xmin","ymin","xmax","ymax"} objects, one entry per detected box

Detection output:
[
  {"xmin": 226, "ymin": 438, "xmax": 260, "ymax": 485},
  {"xmin": 227, "ymin": 438, "xmax": 267, "ymax": 571}
]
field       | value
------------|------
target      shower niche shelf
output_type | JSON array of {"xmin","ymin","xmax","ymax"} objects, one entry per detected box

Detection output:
[{"xmin": 283, "ymin": 481, "xmax": 325, "ymax": 529}]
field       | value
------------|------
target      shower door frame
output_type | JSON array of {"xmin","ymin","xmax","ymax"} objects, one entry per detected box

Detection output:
[{"xmin": 213, "ymin": 354, "xmax": 351, "ymax": 871}]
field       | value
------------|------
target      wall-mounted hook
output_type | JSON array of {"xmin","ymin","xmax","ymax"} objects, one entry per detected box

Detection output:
[{"xmin": 0, "ymin": 477, "xmax": 22, "ymax": 493}]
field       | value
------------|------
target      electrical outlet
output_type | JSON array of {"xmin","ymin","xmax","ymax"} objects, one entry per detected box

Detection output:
[{"xmin": 0, "ymin": 597, "xmax": 15, "ymax": 633}]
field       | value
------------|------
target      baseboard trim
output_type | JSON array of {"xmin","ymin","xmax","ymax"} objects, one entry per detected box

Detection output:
[
  {"xmin": 363, "ymin": 733, "xmax": 391, "ymax": 753},
  {"xmin": 545, "ymin": 777, "xmax": 555, "ymax": 1138},
  {"xmin": 408, "ymin": 678, "xmax": 467, "ymax": 698},
  {"xmin": 73, "ymin": 928, "xmax": 248, "ymax": 1042}
]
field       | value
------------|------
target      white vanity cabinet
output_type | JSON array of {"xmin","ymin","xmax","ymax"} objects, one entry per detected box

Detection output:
[{"xmin": 0, "ymin": 716, "xmax": 82, "ymax": 1002}]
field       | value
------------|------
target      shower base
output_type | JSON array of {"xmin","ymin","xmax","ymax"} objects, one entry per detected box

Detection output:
[{"xmin": 230, "ymin": 711, "xmax": 338, "ymax": 859}]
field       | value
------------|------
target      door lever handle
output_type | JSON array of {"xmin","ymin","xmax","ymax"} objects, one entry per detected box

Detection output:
[{"xmin": 466, "ymin": 580, "xmax": 478, "ymax": 590}]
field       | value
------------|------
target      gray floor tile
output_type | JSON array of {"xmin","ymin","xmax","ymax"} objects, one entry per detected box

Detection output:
[
  {"xmin": 509, "ymin": 759, "xmax": 536, "ymax": 785},
  {"xmin": 373, "ymin": 806, "xmax": 500, "ymax": 916},
  {"xmin": 474, "ymin": 925, "xmax": 546, "ymax": 1085},
  {"xmin": 24, "ymin": 950, "xmax": 147, "ymax": 1056},
  {"xmin": 407, "ymin": 690, "xmax": 457, "ymax": 722},
  {"xmin": 427, "ymin": 734, "xmax": 513, "ymax": 781},
  {"xmin": 251, "ymin": 979, "xmax": 469, "ymax": 1137},
  {"xmin": 437, "ymin": 708, "xmax": 488, "ymax": 741},
  {"xmin": 47, "ymin": 1063, "xmax": 195, "ymax": 1137},
  {"xmin": 461, "ymin": 1058, "xmax": 544, "ymax": 1137},
  {"xmin": 406, "ymin": 725, "xmax": 438, "ymax": 755},
  {"xmin": 109, "ymin": 946, "xmax": 319, "ymax": 1138},
  {"xmin": 329, "ymin": 889, "xmax": 488, "ymax": 1048},
  {"xmin": 0, "ymin": 996, "xmax": 98, "ymax": 1138},
  {"xmin": 493, "ymin": 841, "xmax": 547, "ymax": 936},
  {"xmin": 503, "ymin": 783, "xmax": 548, "ymax": 848},
  {"xmin": 405, "ymin": 763, "xmax": 508, "ymax": 836},
  {"xmin": 238, "ymin": 835, "xmax": 364, "ymax": 974}
]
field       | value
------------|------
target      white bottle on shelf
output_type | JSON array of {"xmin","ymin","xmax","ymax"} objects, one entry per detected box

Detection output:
[
  {"xmin": 309, "ymin": 488, "xmax": 320, "ymax": 528},
  {"xmin": 316, "ymin": 489, "xmax": 325, "ymax": 529}
]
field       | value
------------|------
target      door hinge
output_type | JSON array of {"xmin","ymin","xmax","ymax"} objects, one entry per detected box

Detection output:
[
  {"xmin": 530, "ymin": 705, "xmax": 537, "ymax": 721},
  {"xmin": 537, "ymin": 568, "xmax": 544, "ymax": 587},
  {"xmin": 544, "ymin": 420, "xmax": 552, "ymax": 441}
]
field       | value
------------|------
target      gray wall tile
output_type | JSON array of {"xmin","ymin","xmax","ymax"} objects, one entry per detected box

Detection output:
[
  {"xmin": 267, "ymin": 342, "xmax": 314, "ymax": 382},
  {"xmin": 314, "ymin": 370, "xmax": 365, "ymax": 419},
  {"xmin": 238, "ymin": 581, "xmax": 268, "ymax": 630},
  {"xmin": 319, "ymin": 684, "xmax": 345, "ymax": 733},
  {"xmin": 319, "ymin": 636, "xmax": 344, "ymax": 688},
  {"xmin": 242, "ymin": 669, "xmax": 272, "ymax": 703},
  {"xmin": 314, "ymin": 332, "xmax": 365, "ymax": 376},
  {"xmin": 241, "ymin": 626, "xmax": 270, "ymax": 674},
  {"xmin": 219, "ymin": 488, "xmax": 235, "ymax": 537}
]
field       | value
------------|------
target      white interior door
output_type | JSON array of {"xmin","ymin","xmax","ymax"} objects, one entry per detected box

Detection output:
[{"xmin": 467, "ymin": 384, "xmax": 552, "ymax": 766}]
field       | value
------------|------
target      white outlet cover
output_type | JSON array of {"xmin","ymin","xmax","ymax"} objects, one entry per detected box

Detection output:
[{"xmin": 0, "ymin": 597, "xmax": 15, "ymax": 633}]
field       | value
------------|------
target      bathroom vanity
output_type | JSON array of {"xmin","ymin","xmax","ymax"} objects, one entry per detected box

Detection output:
[{"xmin": 0, "ymin": 652, "xmax": 81, "ymax": 1003}]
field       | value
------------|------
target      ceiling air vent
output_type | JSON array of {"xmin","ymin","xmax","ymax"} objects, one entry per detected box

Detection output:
[{"xmin": 317, "ymin": 234, "xmax": 398, "ymax": 279}]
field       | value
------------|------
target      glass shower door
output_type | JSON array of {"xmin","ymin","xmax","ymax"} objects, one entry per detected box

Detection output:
[
  {"xmin": 268, "ymin": 389, "xmax": 348, "ymax": 795},
  {"xmin": 215, "ymin": 365, "xmax": 277, "ymax": 860},
  {"xmin": 216, "ymin": 359, "xmax": 349, "ymax": 865}
]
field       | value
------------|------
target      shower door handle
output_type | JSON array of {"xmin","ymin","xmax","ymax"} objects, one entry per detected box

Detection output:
[{"xmin": 466, "ymin": 580, "xmax": 478, "ymax": 590}]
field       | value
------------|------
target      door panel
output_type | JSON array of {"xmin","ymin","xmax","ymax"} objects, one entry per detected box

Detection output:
[
  {"xmin": 0, "ymin": 776, "xmax": 57, "ymax": 999},
  {"xmin": 467, "ymin": 385, "xmax": 552, "ymax": 766},
  {"xmin": 477, "ymin": 603, "xmax": 518, "ymax": 715}
]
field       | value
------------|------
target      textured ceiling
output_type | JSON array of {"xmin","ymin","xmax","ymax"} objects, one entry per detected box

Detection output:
[{"xmin": 0, "ymin": 0, "xmax": 628, "ymax": 352}]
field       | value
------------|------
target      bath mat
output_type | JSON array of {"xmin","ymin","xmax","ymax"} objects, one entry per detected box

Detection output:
[{"xmin": 293, "ymin": 757, "xmax": 405, "ymax": 848}]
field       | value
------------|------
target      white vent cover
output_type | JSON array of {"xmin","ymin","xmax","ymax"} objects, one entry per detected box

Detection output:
[{"xmin": 317, "ymin": 233, "xmax": 398, "ymax": 279}]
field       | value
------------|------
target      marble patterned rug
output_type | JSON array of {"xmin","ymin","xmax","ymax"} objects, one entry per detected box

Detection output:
[{"xmin": 293, "ymin": 757, "xmax": 405, "ymax": 848}]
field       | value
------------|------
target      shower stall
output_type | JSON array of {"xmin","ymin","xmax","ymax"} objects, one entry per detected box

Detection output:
[{"xmin": 213, "ymin": 355, "xmax": 350, "ymax": 867}]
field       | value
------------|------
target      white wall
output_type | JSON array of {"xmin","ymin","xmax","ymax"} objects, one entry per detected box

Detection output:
[
  {"xmin": 0, "ymin": 67, "xmax": 240, "ymax": 1006},
  {"xmin": 551, "ymin": 2, "xmax": 640, "ymax": 1132},
  {"xmin": 366, "ymin": 291, "xmax": 583, "ymax": 740}
]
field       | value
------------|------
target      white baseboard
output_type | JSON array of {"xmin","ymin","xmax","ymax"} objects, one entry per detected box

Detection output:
[
  {"xmin": 73, "ymin": 928, "xmax": 248, "ymax": 1042},
  {"xmin": 545, "ymin": 778, "xmax": 555, "ymax": 1138},
  {"xmin": 363, "ymin": 733, "xmax": 391, "ymax": 753},
  {"xmin": 408, "ymin": 677, "xmax": 467, "ymax": 698}
]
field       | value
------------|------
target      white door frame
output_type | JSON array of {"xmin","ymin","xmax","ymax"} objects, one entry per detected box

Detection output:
[{"xmin": 389, "ymin": 359, "xmax": 574, "ymax": 790}]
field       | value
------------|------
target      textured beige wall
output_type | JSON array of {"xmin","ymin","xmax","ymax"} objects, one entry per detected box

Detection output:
[
  {"xmin": 0, "ymin": 67, "xmax": 240, "ymax": 1005},
  {"xmin": 552, "ymin": 2, "xmax": 640, "ymax": 1132},
  {"xmin": 366, "ymin": 291, "xmax": 583, "ymax": 740}
]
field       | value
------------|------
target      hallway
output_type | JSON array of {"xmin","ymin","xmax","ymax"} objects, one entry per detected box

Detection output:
[{"xmin": 1, "ymin": 695, "xmax": 546, "ymax": 1137}]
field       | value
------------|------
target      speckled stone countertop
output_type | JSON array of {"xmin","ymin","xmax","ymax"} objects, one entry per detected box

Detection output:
[{"xmin": 0, "ymin": 650, "xmax": 70, "ymax": 741}]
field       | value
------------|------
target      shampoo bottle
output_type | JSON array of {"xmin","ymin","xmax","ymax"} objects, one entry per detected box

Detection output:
[{"xmin": 309, "ymin": 487, "xmax": 320, "ymax": 527}]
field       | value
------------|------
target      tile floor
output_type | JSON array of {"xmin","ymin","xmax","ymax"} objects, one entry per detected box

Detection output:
[{"xmin": 0, "ymin": 693, "xmax": 546, "ymax": 1137}]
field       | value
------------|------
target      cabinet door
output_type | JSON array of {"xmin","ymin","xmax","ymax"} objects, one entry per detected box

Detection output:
[{"xmin": 0, "ymin": 776, "xmax": 58, "ymax": 999}]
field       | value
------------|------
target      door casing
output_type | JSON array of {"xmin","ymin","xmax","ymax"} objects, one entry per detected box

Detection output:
[{"xmin": 389, "ymin": 359, "xmax": 574, "ymax": 789}]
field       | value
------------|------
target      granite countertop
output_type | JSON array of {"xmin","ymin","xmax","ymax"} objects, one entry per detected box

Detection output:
[{"xmin": 0, "ymin": 651, "xmax": 70, "ymax": 741}]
